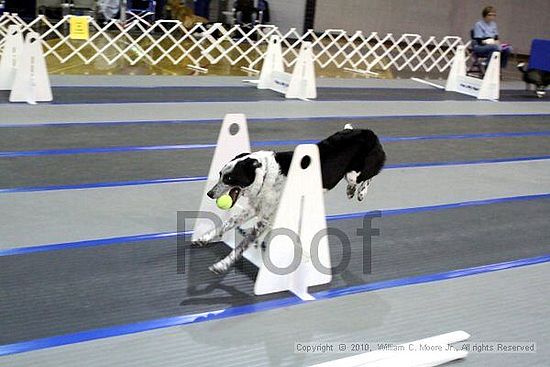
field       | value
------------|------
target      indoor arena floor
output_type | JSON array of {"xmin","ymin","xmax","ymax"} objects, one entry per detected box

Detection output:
[{"xmin": 0, "ymin": 76, "xmax": 549, "ymax": 366}]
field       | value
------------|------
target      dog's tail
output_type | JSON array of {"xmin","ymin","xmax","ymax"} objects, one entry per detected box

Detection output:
[{"xmin": 344, "ymin": 123, "xmax": 353, "ymax": 130}]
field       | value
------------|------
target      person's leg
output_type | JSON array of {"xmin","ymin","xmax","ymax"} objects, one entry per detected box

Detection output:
[
  {"xmin": 473, "ymin": 44, "xmax": 499, "ymax": 58},
  {"xmin": 499, "ymin": 46, "xmax": 512, "ymax": 68}
]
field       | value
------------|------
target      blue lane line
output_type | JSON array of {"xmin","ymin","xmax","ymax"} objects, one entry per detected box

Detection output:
[
  {"xmin": 2, "ymin": 131, "xmax": 550, "ymax": 158},
  {"xmin": 1, "ymin": 253, "xmax": 548, "ymax": 357},
  {"xmin": 1, "ymin": 154, "xmax": 549, "ymax": 194},
  {"xmin": 2, "ymin": 193, "xmax": 548, "ymax": 258},
  {"xmin": 0, "ymin": 176, "xmax": 208, "ymax": 194},
  {"xmin": 0, "ymin": 231, "xmax": 191, "ymax": 257},
  {"xmin": 1, "ymin": 113, "xmax": 549, "ymax": 128},
  {"xmin": 326, "ymin": 193, "xmax": 550, "ymax": 221}
]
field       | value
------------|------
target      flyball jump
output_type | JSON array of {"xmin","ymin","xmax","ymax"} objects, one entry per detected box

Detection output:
[
  {"xmin": 192, "ymin": 114, "xmax": 331, "ymax": 300},
  {"xmin": 245, "ymin": 35, "xmax": 317, "ymax": 100},
  {"xmin": 0, "ymin": 25, "xmax": 52, "ymax": 104},
  {"xmin": 412, "ymin": 45, "xmax": 500, "ymax": 101}
]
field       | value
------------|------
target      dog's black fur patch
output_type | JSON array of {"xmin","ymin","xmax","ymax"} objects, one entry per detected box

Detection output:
[
  {"xmin": 275, "ymin": 129, "xmax": 386, "ymax": 190},
  {"xmin": 223, "ymin": 157, "xmax": 261, "ymax": 187}
]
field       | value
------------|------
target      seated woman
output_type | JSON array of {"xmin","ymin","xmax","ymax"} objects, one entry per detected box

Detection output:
[{"xmin": 472, "ymin": 5, "xmax": 512, "ymax": 68}]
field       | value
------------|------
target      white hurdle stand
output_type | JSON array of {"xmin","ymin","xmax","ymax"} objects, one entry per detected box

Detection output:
[
  {"xmin": 311, "ymin": 331, "xmax": 470, "ymax": 367},
  {"xmin": 255, "ymin": 144, "xmax": 331, "ymax": 300},
  {"xmin": 445, "ymin": 45, "xmax": 500, "ymax": 100},
  {"xmin": 193, "ymin": 114, "xmax": 331, "ymax": 301},
  {"xmin": 412, "ymin": 45, "xmax": 500, "ymax": 101},
  {"xmin": 0, "ymin": 25, "xmax": 24, "ymax": 91},
  {"xmin": 247, "ymin": 36, "xmax": 317, "ymax": 100},
  {"xmin": 192, "ymin": 113, "xmax": 253, "ymax": 255},
  {"xmin": 9, "ymin": 31, "xmax": 53, "ymax": 104}
]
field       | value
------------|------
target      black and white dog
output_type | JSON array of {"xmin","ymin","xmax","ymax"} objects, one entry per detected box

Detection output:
[
  {"xmin": 194, "ymin": 124, "xmax": 386, "ymax": 274},
  {"xmin": 517, "ymin": 62, "xmax": 549, "ymax": 98}
]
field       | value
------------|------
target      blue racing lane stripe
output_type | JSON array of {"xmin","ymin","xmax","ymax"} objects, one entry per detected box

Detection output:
[
  {"xmin": 0, "ymin": 176, "xmax": 208, "ymax": 193},
  {"xmin": 1, "ymin": 193, "xmax": 548, "ymax": 257},
  {"xmin": 1, "ymin": 155, "xmax": 549, "ymax": 194},
  {"xmin": 1, "ymin": 113, "xmax": 549, "ymax": 128},
  {"xmin": 1, "ymin": 253, "xmax": 548, "ymax": 356},
  {"xmin": 2, "ymin": 131, "xmax": 549, "ymax": 158},
  {"xmin": 0, "ymin": 231, "xmax": 191, "ymax": 256},
  {"xmin": 326, "ymin": 193, "xmax": 550, "ymax": 221}
]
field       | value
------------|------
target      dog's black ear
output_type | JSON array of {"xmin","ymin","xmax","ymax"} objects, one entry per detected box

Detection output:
[
  {"xmin": 231, "ymin": 152, "xmax": 250, "ymax": 161},
  {"xmin": 240, "ymin": 158, "xmax": 261, "ymax": 172},
  {"xmin": 230, "ymin": 158, "xmax": 262, "ymax": 187},
  {"xmin": 250, "ymin": 159, "xmax": 261, "ymax": 169}
]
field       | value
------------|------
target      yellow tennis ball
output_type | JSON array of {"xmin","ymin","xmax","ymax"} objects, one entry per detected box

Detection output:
[{"xmin": 216, "ymin": 194, "xmax": 233, "ymax": 210}]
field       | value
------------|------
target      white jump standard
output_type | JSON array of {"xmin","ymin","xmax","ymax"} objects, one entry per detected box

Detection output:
[
  {"xmin": 0, "ymin": 26, "xmax": 52, "ymax": 104},
  {"xmin": 413, "ymin": 44, "xmax": 500, "ymax": 101},
  {"xmin": 246, "ymin": 35, "xmax": 317, "ymax": 100},
  {"xmin": 0, "ymin": 25, "xmax": 23, "ymax": 90}
]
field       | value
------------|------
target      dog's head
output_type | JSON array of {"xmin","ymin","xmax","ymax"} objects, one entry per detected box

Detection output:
[{"xmin": 207, "ymin": 152, "xmax": 267, "ymax": 208}]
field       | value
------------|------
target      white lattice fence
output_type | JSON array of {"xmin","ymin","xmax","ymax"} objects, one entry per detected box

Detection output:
[{"xmin": 0, "ymin": 13, "xmax": 470, "ymax": 74}]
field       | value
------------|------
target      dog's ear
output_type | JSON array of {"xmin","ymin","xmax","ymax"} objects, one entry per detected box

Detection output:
[
  {"xmin": 229, "ymin": 158, "xmax": 262, "ymax": 187},
  {"xmin": 231, "ymin": 152, "xmax": 250, "ymax": 161},
  {"xmin": 250, "ymin": 159, "xmax": 261, "ymax": 169},
  {"xmin": 240, "ymin": 158, "xmax": 261, "ymax": 172}
]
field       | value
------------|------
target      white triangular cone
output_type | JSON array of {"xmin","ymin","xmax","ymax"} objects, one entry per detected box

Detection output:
[
  {"xmin": 258, "ymin": 35, "xmax": 284, "ymax": 89},
  {"xmin": 255, "ymin": 144, "xmax": 331, "ymax": 300},
  {"xmin": 445, "ymin": 45, "xmax": 467, "ymax": 92},
  {"xmin": 286, "ymin": 41, "xmax": 317, "ymax": 99},
  {"xmin": 478, "ymin": 51, "xmax": 500, "ymax": 100},
  {"xmin": 9, "ymin": 32, "xmax": 52, "ymax": 103},
  {"xmin": 0, "ymin": 25, "xmax": 24, "ymax": 90},
  {"xmin": 192, "ymin": 114, "xmax": 251, "ymax": 246}
]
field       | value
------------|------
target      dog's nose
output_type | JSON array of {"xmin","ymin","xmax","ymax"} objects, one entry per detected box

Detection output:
[{"xmin": 207, "ymin": 190, "xmax": 215, "ymax": 199}]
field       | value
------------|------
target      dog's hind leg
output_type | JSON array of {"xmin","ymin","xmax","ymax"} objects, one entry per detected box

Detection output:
[
  {"xmin": 356, "ymin": 140, "xmax": 386, "ymax": 201},
  {"xmin": 209, "ymin": 220, "xmax": 268, "ymax": 274},
  {"xmin": 345, "ymin": 171, "xmax": 359, "ymax": 199},
  {"xmin": 357, "ymin": 179, "xmax": 372, "ymax": 201}
]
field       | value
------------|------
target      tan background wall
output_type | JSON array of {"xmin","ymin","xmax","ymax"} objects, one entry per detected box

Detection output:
[{"xmin": 313, "ymin": 0, "xmax": 550, "ymax": 54}]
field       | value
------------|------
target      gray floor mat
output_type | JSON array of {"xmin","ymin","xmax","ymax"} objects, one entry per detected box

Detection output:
[
  {"xmin": 0, "ymin": 115, "xmax": 549, "ymax": 152},
  {"xmin": 1, "ymin": 198, "xmax": 548, "ymax": 344},
  {"xmin": 0, "ymin": 136, "xmax": 548, "ymax": 189},
  {"xmin": 0, "ymin": 87, "xmax": 546, "ymax": 105}
]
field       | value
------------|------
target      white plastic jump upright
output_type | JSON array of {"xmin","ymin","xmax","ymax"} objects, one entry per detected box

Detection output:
[
  {"xmin": 192, "ymin": 113, "xmax": 252, "ymax": 249},
  {"xmin": 252, "ymin": 36, "xmax": 317, "ymax": 100},
  {"xmin": 255, "ymin": 144, "xmax": 331, "ymax": 300},
  {"xmin": 9, "ymin": 31, "xmax": 52, "ymax": 104},
  {"xmin": 445, "ymin": 45, "xmax": 500, "ymax": 100},
  {"xmin": 0, "ymin": 25, "xmax": 24, "ymax": 90}
]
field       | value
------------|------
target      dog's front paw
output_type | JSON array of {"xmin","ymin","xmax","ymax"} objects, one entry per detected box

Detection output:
[
  {"xmin": 192, "ymin": 230, "xmax": 217, "ymax": 246},
  {"xmin": 209, "ymin": 262, "xmax": 228, "ymax": 274}
]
